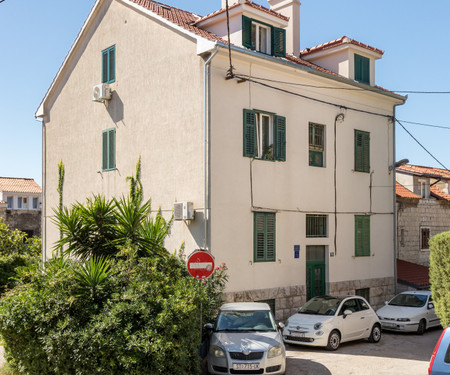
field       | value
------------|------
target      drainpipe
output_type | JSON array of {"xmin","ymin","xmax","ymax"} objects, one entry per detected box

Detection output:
[
  {"xmin": 40, "ymin": 118, "xmax": 47, "ymax": 264},
  {"xmin": 203, "ymin": 46, "xmax": 219, "ymax": 251}
]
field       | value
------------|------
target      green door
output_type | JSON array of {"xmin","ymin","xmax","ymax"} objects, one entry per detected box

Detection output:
[{"xmin": 306, "ymin": 246, "xmax": 326, "ymax": 300}]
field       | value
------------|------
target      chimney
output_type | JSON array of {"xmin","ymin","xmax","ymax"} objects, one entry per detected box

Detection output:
[{"xmin": 268, "ymin": 0, "xmax": 301, "ymax": 56}]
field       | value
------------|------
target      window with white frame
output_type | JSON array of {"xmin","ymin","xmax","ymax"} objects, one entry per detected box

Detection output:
[
  {"xmin": 252, "ymin": 22, "xmax": 271, "ymax": 54},
  {"xmin": 17, "ymin": 197, "xmax": 22, "ymax": 209},
  {"xmin": 33, "ymin": 197, "xmax": 39, "ymax": 209}
]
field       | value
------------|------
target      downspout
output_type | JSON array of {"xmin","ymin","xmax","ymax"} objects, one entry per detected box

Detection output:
[
  {"xmin": 203, "ymin": 46, "xmax": 220, "ymax": 251},
  {"xmin": 41, "ymin": 119, "xmax": 47, "ymax": 264}
]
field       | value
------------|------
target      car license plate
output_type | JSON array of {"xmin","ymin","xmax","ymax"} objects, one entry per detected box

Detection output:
[
  {"xmin": 290, "ymin": 331, "xmax": 305, "ymax": 338},
  {"xmin": 232, "ymin": 363, "xmax": 260, "ymax": 370}
]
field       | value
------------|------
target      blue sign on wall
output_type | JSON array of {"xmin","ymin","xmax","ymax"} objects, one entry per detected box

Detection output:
[{"xmin": 294, "ymin": 245, "xmax": 300, "ymax": 259}]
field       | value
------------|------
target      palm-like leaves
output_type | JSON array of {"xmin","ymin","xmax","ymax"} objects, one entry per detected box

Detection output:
[{"xmin": 73, "ymin": 256, "xmax": 112, "ymax": 300}]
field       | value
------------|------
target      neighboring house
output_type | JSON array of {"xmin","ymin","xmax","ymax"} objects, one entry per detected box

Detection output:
[
  {"xmin": 396, "ymin": 164, "xmax": 450, "ymax": 267},
  {"xmin": 0, "ymin": 177, "xmax": 42, "ymax": 237},
  {"xmin": 36, "ymin": 0, "xmax": 406, "ymax": 318}
]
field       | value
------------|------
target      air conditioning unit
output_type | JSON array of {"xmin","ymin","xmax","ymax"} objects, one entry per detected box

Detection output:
[
  {"xmin": 174, "ymin": 202, "xmax": 194, "ymax": 221},
  {"xmin": 92, "ymin": 83, "xmax": 111, "ymax": 102}
]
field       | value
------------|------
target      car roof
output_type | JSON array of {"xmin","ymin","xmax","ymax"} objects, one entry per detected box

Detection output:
[
  {"xmin": 399, "ymin": 290, "xmax": 431, "ymax": 296},
  {"xmin": 219, "ymin": 302, "xmax": 271, "ymax": 311}
]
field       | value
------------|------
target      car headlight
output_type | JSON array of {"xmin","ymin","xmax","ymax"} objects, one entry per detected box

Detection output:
[
  {"xmin": 267, "ymin": 344, "xmax": 284, "ymax": 359},
  {"xmin": 396, "ymin": 318, "xmax": 411, "ymax": 322},
  {"xmin": 314, "ymin": 322, "xmax": 323, "ymax": 330},
  {"xmin": 210, "ymin": 345, "xmax": 226, "ymax": 358}
]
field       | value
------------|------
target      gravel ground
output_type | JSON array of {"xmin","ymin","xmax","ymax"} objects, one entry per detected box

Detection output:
[{"xmin": 285, "ymin": 327, "xmax": 442, "ymax": 375}]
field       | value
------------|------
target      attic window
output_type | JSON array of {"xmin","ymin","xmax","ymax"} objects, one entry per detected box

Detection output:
[
  {"xmin": 242, "ymin": 16, "xmax": 286, "ymax": 57},
  {"xmin": 354, "ymin": 54, "xmax": 370, "ymax": 85}
]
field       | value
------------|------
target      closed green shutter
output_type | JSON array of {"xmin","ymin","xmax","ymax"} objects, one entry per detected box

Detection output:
[
  {"xmin": 355, "ymin": 215, "xmax": 370, "ymax": 256},
  {"xmin": 355, "ymin": 54, "xmax": 370, "ymax": 84},
  {"xmin": 242, "ymin": 16, "xmax": 253, "ymax": 49},
  {"xmin": 243, "ymin": 109, "xmax": 257, "ymax": 157},
  {"xmin": 109, "ymin": 47, "xmax": 115, "ymax": 83},
  {"xmin": 272, "ymin": 27, "xmax": 286, "ymax": 57},
  {"xmin": 354, "ymin": 130, "xmax": 370, "ymax": 173},
  {"xmin": 102, "ymin": 129, "xmax": 116, "ymax": 171},
  {"xmin": 102, "ymin": 46, "xmax": 116, "ymax": 84},
  {"xmin": 274, "ymin": 115, "xmax": 286, "ymax": 161},
  {"xmin": 254, "ymin": 212, "xmax": 276, "ymax": 262},
  {"xmin": 102, "ymin": 131, "xmax": 108, "ymax": 170}
]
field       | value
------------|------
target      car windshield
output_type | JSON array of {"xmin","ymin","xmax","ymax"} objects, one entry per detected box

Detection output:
[
  {"xmin": 299, "ymin": 296, "xmax": 342, "ymax": 316},
  {"xmin": 389, "ymin": 293, "xmax": 428, "ymax": 308},
  {"xmin": 215, "ymin": 310, "xmax": 276, "ymax": 332}
]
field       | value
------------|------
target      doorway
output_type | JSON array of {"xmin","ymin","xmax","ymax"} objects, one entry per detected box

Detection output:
[{"xmin": 306, "ymin": 245, "xmax": 326, "ymax": 300}]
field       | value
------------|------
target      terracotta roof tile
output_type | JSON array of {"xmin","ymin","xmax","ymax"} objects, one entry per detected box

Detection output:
[
  {"xmin": 396, "ymin": 182, "xmax": 421, "ymax": 199},
  {"xmin": 196, "ymin": 0, "xmax": 289, "ymax": 24},
  {"xmin": 300, "ymin": 36, "xmax": 384, "ymax": 57},
  {"xmin": 397, "ymin": 164, "xmax": 450, "ymax": 179},
  {"xmin": 430, "ymin": 185, "xmax": 450, "ymax": 201},
  {"xmin": 397, "ymin": 259, "xmax": 430, "ymax": 287},
  {"xmin": 0, "ymin": 177, "xmax": 42, "ymax": 194}
]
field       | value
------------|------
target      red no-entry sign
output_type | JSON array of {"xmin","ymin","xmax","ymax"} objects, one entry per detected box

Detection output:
[{"xmin": 187, "ymin": 250, "xmax": 215, "ymax": 279}]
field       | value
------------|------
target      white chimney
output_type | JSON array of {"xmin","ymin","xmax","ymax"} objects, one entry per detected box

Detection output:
[{"xmin": 268, "ymin": 0, "xmax": 301, "ymax": 56}]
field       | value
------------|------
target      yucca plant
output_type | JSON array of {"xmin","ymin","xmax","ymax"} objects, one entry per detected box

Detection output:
[{"xmin": 73, "ymin": 256, "xmax": 112, "ymax": 301}]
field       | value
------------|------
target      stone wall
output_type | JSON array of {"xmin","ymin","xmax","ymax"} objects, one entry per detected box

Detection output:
[
  {"xmin": 0, "ymin": 207, "xmax": 41, "ymax": 237},
  {"xmin": 223, "ymin": 276, "xmax": 395, "ymax": 321},
  {"xmin": 397, "ymin": 198, "xmax": 450, "ymax": 266}
]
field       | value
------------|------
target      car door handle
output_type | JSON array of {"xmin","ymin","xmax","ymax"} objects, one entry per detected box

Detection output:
[{"xmin": 361, "ymin": 317, "xmax": 365, "ymax": 319}]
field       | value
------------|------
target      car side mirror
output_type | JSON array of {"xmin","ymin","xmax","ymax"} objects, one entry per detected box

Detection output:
[
  {"xmin": 278, "ymin": 322, "xmax": 285, "ymax": 330},
  {"xmin": 204, "ymin": 323, "xmax": 213, "ymax": 331},
  {"xmin": 343, "ymin": 309, "xmax": 352, "ymax": 319},
  {"xmin": 428, "ymin": 303, "xmax": 434, "ymax": 310},
  {"xmin": 384, "ymin": 301, "xmax": 389, "ymax": 305}
]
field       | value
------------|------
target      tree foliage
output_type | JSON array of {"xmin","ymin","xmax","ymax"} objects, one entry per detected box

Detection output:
[{"xmin": 429, "ymin": 232, "xmax": 450, "ymax": 327}]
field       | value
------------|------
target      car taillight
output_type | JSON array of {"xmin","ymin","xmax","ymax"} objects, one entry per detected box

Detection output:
[{"xmin": 429, "ymin": 327, "xmax": 447, "ymax": 375}]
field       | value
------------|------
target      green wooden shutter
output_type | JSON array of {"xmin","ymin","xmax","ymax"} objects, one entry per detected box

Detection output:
[
  {"xmin": 242, "ymin": 16, "xmax": 253, "ymax": 49},
  {"xmin": 254, "ymin": 212, "xmax": 276, "ymax": 262},
  {"xmin": 272, "ymin": 27, "xmax": 286, "ymax": 57},
  {"xmin": 274, "ymin": 115, "xmax": 286, "ymax": 161},
  {"xmin": 243, "ymin": 109, "xmax": 257, "ymax": 157},
  {"xmin": 354, "ymin": 130, "xmax": 370, "ymax": 173},
  {"xmin": 355, "ymin": 215, "xmax": 370, "ymax": 256},
  {"xmin": 355, "ymin": 54, "xmax": 370, "ymax": 84},
  {"xmin": 108, "ymin": 129, "xmax": 116, "ymax": 169},
  {"xmin": 102, "ymin": 50, "xmax": 109, "ymax": 83},
  {"xmin": 109, "ymin": 47, "xmax": 115, "ymax": 83},
  {"xmin": 102, "ymin": 131, "xmax": 108, "ymax": 170}
]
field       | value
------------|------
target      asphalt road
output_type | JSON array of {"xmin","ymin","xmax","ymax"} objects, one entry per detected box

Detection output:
[{"xmin": 285, "ymin": 327, "xmax": 442, "ymax": 375}]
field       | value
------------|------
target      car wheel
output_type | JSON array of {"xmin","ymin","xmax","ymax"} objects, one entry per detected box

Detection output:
[
  {"xmin": 368, "ymin": 324, "xmax": 381, "ymax": 343},
  {"xmin": 326, "ymin": 330, "xmax": 340, "ymax": 351},
  {"xmin": 417, "ymin": 319, "xmax": 426, "ymax": 335}
]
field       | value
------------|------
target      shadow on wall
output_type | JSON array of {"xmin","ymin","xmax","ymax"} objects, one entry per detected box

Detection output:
[{"xmin": 107, "ymin": 90, "xmax": 124, "ymax": 125}]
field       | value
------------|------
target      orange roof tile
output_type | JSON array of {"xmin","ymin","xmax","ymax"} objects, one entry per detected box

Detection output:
[
  {"xmin": 396, "ymin": 182, "xmax": 420, "ymax": 199},
  {"xmin": 397, "ymin": 259, "xmax": 429, "ymax": 288},
  {"xmin": 300, "ymin": 36, "xmax": 384, "ymax": 57},
  {"xmin": 0, "ymin": 177, "xmax": 42, "ymax": 194},
  {"xmin": 397, "ymin": 164, "xmax": 450, "ymax": 179},
  {"xmin": 430, "ymin": 185, "xmax": 450, "ymax": 201}
]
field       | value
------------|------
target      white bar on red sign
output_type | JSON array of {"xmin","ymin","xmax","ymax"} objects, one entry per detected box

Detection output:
[{"xmin": 190, "ymin": 262, "xmax": 213, "ymax": 270}]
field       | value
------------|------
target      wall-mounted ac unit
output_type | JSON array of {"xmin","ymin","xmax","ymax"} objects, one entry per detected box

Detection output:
[
  {"xmin": 174, "ymin": 202, "xmax": 194, "ymax": 221},
  {"xmin": 92, "ymin": 83, "xmax": 111, "ymax": 102}
]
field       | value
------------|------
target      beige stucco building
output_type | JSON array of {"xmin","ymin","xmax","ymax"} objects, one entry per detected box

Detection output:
[{"xmin": 36, "ymin": 0, "xmax": 406, "ymax": 318}]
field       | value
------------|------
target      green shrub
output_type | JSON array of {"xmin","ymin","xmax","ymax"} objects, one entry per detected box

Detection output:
[{"xmin": 429, "ymin": 232, "xmax": 450, "ymax": 327}]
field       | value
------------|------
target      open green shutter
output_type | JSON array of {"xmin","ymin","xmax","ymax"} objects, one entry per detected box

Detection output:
[
  {"xmin": 242, "ymin": 16, "xmax": 253, "ymax": 49},
  {"xmin": 109, "ymin": 47, "xmax": 115, "ymax": 83},
  {"xmin": 243, "ymin": 109, "xmax": 257, "ymax": 157},
  {"xmin": 266, "ymin": 213, "xmax": 276, "ymax": 261},
  {"xmin": 102, "ymin": 131, "xmax": 108, "ymax": 170},
  {"xmin": 274, "ymin": 115, "xmax": 286, "ymax": 161},
  {"xmin": 272, "ymin": 27, "xmax": 286, "ymax": 57},
  {"xmin": 102, "ymin": 50, "xmax": 108, "ymax": 83}
]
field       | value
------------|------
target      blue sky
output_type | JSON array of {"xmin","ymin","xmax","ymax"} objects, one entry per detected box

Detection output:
[{"xmin": 1, "ymin": 0, "xmax": 449, "ymax": 186}]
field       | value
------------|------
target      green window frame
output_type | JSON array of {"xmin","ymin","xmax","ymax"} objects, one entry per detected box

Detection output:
[
  {"xmin": 242, "ymin": 15, "xmax": 286, "ymax": 57},
  {"xmin": 306, "ymin": 214, "xmax": 327, "ymax": 238},
  {"xmin": 354, "ymin": 54, "xmax": 370, "ymax": 85},
  {"xmin": 309, "ymin": 123, "xmax": 325, "ymax": 167},
  {"xmin": 354, "ymin": 129, "xmax": 370, "ymax": 173},
  {"xmin": 243, "ymin": 109, "xmax": 286, "ymax": 161},
  {"xmin": 355, "ymin": 215, "xmax": 370, "ymax": 257},
  {"xmin": 102, "ymin": 45, "xmax": 115, "ymax": 84},
  {"xmin": 254, "ymin": 212, "xmax": 276, "ymax": 262},
  {"xmin": 102, "ymin": 128, "xmax": 116, "ymax": 171}
]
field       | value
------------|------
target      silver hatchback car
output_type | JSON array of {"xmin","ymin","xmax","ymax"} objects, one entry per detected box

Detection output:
[{"xmin": 206, "ymin": 302, "xmax": 286, "ymax": 375}]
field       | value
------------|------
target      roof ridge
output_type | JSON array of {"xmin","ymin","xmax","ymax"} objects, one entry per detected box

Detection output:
[{"xmin": 300, "ymin": 35, "xmax": 384, "ymax": 56}]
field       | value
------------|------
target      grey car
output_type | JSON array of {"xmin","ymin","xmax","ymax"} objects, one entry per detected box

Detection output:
[{"xmin": 205, "ymin": 302, "xmax": 286, "ymax": 375}]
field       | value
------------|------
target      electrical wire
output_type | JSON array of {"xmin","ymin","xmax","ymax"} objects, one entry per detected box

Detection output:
[
  {"xmin": 396, "ymin": 119, "xmax": 449, "ymax": 170},
  {"xmin": 396, "ymin": 120, "xmax": 450, "ymax": 130}
]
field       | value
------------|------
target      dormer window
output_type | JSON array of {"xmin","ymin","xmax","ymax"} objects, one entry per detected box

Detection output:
[
  {"xmin": 242, "ymin": 16, "xmax": 286, "ymax": 57},
  {"xmin": 354, "ymin": 54, "xmax": 370, "ymax": 85}
]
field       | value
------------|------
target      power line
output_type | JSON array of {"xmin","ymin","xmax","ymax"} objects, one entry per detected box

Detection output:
[
  {"xmin": 396, "ymin": 119, "xmax": 450, "ymax": 130},
  {"xmin": 396, "ymin": 119, "xmax": 449, "ymax": 170}
]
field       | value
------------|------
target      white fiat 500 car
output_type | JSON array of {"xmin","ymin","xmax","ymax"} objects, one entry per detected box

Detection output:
[
  {"xmin": 283, "ymin": 295, "xmax": 381, "ymax": 350},
  {"xmin": 376, "ymin": 290, "xmax": 440, "ymax": 334},
  {"xmin": 206, "ymin": 302, "xmax": 286, "ymax": 375}
]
